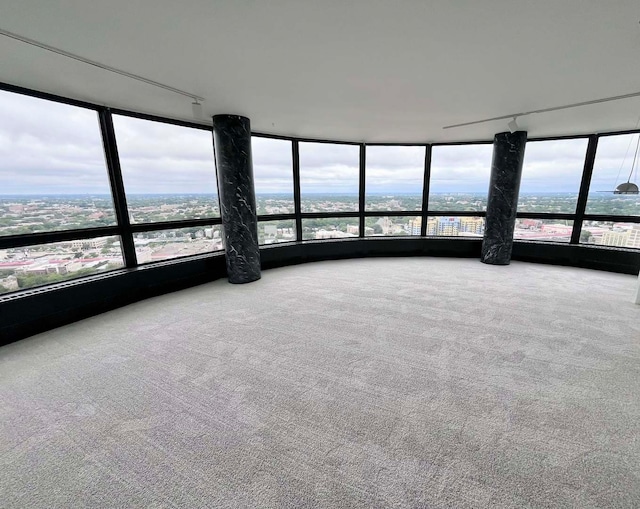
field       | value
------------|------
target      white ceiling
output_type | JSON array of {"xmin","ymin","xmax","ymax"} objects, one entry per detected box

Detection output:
[{"xmin": 2, "ymin": 0, "xmax": 640, "ymax": 143}]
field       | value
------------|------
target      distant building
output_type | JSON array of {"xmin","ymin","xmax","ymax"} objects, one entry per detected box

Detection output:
[
  {"xmin": 459, "ymin": 217, "xmax": 485, "ymax": 236},
  {"xmin": 438, "ymin": 217, "xmax": 460, "ymax": 236},
  {"xmin": 600, "ymin": 225, "xmax": 640, "ymax": 249},
  {"xmin": 70, "ymin": 237, "xmax": 109, "ymax": 250},
  {"xmin": 0, "ymin": 275, "xmax": 18, "ymax": 290},
  {"xmin": 264, "ymin": 224, "xmax": 278, "ymax": 236},
  {"xmin": 408, "ymin": 217, "xmax": 422, "ymax": 235},
  {"xmin": 315, "ymin": 229, "xmax": 356, "ymax": 239},
  {"xmin": 136, "ymin": 247, "xmax": 153, "ymax": 263},
  {"xmin": 376, "ymin": 217, "xmax": 393, "ymax": 235},
  {"xmin": 521, "ymin": 219, "xmax": 542, "ymax": 229}
]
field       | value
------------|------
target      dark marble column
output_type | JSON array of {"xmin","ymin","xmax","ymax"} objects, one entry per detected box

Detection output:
[
  {"xmin": 213, "ymin": 115, "xmax": 261, "ymax": 284},
  {"xmin": 481, "ymin": 131, "xmax": 527, "ymax": 265}
]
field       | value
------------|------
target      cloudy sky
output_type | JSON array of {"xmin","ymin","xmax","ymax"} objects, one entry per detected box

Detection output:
[{"xmin": 1, "ymin": 89, "xmax": 639, "ymax": 197}]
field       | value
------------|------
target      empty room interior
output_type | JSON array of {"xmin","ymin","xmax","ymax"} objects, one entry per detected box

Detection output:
[{"xmin": 2, "ymin": 1, "xmax": 640, "ymax": 507}]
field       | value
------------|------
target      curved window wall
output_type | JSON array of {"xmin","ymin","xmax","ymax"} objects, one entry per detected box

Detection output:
[
  {"xmin": 0, "ymin": 90, "xmax": 117, "ymax": 236},
  {"xmin": 429, "ymin": 144, "xmax": 492, "ymax": 213},
  {"xmin": 299, "ymin": 142, "xmax": 360, "ymax": 213},
  {"xmin": 365, "ymin": 146, "xmax": 425, "ymax": 212},
  {"xmin": 514, "ymin": 138, "xmax": 589, "ymax": 243},
  {"xmin": 582, "ymin": 133, "xmax": 640, "ymax": 249},
  {"xmin": 252, "ymin": 136, "xmax": 295, "ymax": 215},
  {"xmin": 1, "ymin": 83, "xmax": 640, "ymax": 297},
  {"xmin": 113, "ymin": 115, "xmax": 220, "ymax": 223}
]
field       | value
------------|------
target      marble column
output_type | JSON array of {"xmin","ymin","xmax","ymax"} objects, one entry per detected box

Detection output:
[
  {"xmin": 481, "ymin": 131, "xmax": 527, "ymax": 265},
  {"xmin": 213, "ymin": 115, "xmax": 261, "ymax": 284}
]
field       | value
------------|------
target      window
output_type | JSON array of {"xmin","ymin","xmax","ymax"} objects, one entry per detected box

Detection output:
[
  {"xmin": 252, "ymin": 137, "xmax": 294, "ymax": 215},
  {"xmin": 301, "ymin": 218, "xmax": 359, "ymax": 240},
  {"xmin": 518, "ymin": 139, "xmax": 588, "ymax": 214},
  {"xmin": 429, "ymin": 144, "xmax": 492, "ymax": 212},
  {"xmin": 0, "ymin": 236, "xmax": 123, "ymax": 295},
  {"xmin": 365, "ymin": 146, "xmax": 425, "ymax": 211},
  {"xmin": 0, "ymin": 90, "xmax": 117, "ymax": 236},
  {"xmin": 364, "ymin": 216, "xmax": 422, "ymax": 236},
  {"xmin": 514, "ymin": 219, "xmax": 573, "ymax": 243},
  {"xmin": 113, "ymin": 115, "xmax": 219, "ymax": 223},
  {"xmin": 299, "ymin": 142, "xmax": 359, "ymax": 212},
  {"xmin": 586, "ymin": 133, "xmax": 640, "ymax": 217},
  {"xmin": 134, "ymin": 226, "xmax": 223, "ymax": 264},
  {"xmin": 258, "ymin": 220, "xmax": 296, "ymax": 245},
  {"xmin": 425, "ymin": 216, "xmax": 485, "ymax": 237},
  {"xmin": 580, "ymin": 221, "xmax": 640, "ymax": 249}
]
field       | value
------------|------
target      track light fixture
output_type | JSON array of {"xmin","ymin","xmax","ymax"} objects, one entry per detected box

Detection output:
[
  {"xmin": 191, "ymin": 99, "xmax": 204, "ymax": 119},
  {"xmin": 507, "ymin": 117, "xmax": 519, "ymax": 133}
]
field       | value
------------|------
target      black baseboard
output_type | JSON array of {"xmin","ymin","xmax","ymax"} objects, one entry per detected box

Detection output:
[
  {"xmin": 1, "ymin": 239, "xmax": 638, "ymax": 346},
  {"xmin": 0, "ymin": 254, "xmax": 227, "ymax": 346}
]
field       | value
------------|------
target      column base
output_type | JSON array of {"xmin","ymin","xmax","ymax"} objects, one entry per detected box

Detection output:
[
  {"xmin": 480, "ymin": 257, "xmax": 511, "ymax": 266},
  {"xmin": 228, "ymin": 273, "xmax": 261, "ymax": 284}
]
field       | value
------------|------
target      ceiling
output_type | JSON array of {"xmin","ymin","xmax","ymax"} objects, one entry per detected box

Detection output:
[{"xmin": 2, "ymin": 0, "xmax": 640, "ymax": 143}]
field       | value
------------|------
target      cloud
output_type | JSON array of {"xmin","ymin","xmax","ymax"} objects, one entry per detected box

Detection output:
[
  {"xmin": 113, "ymin": 115, "xmax": 218, "ymax": 194},
  {"xmin": 589, "ymin": 134, "xmax": 640, "ymax": 191},
  {"xmin": 299, "ymin": 142, "xmax": 360, "ymax": 193},
  {"xmin": 430, "ymin": 144, "xmax": 493, "ymax": 192},
  {"xmin": 2, "ymin": 88, "xmax": 639, "ymax": 199},
  {"xmin": 520, "ymin": 138, "xmax": 589, "ymax": 192},
  {"xmin": 366, "ymin": 146, "xmax": 425, "ymax": 193},
  {"xmin": 251, "ymin": 136, "xmax": 294, "ymax": 194},
  {"xmin": 0, "ymin": 90, "xmax": 112, "ymax": 194}
]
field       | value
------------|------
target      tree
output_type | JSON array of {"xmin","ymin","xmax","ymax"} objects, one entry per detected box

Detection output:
[
  {"xmin": 580, "ymin": 230, "xmax": 592, "ymax": 243},
  {"xmin": 372, "ymin": 224, "xmax": 383, "ymax": 234}
]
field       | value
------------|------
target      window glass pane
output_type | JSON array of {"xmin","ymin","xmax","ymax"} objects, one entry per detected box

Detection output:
[
  {"xmin": 301, "ymin": 218, "xmax": 359, "ymax": 240},
  {"xmin": 258, "ymin": 220, "xmax": 296, "ymax": 245},
  {"xmin": 425, "ymin": 216, "xmax": 485, "ymax": 237},
  {"xmin": 0, "ymin": 90, "xmax": 116, "ymax": 236},
  {"xmin": 580, "ymin": 221, "xmax": 640, "ymax": 249},
  {"xmin": 364, "ymin": 216, "xmax": 422, "ymax": 236},
  {"xmin": 113, "ymin": 115, "xmax": 219, "ymax": 223},
  {"xmin": 299, "ymin": 143, "xmax": 359, "ymax": 212},
  {"xmin": 585, "ymin": 133, "xmax": 640, "ymax": 216},
  {"xmin": 0, "ymin": 236, "xmax": 123, "ymax": 295},
  {"xmin": 518, "ymin": 139, "xmax": 587, "ymax": 214},
  {"xmin": 429, "ymin": 144, "xmax": 492, "ymax": 212},
  {"xmin": 134, "ymin": 226, "xmax": 223, "ymax": 264},
  {"xmin": 514, "ymin": 219, "xmax": 573, "ymax": 243},
  {"xmin": 365, "ymin": 146, "xmax": 425, "ymax": 211},
  {"xmin": 252, "ymin": 137, "xmax": 294, "ymax": 214}
]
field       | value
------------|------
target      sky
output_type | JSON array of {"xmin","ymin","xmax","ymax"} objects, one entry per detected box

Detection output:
[{"xmin": 1, "ymin": 88, "xmax": 640, "ymax": 196}]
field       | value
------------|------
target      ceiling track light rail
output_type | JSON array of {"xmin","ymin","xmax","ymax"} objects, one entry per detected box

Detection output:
[
  {"xmin": 0, "ymin": 28, "xmax": 205, "ymax": 105},
  {"xmin": 443, "ymin": 91, "xmax": 640, "ymax": 130}
]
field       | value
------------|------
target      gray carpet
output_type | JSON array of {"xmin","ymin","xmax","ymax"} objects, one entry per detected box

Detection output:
[{"xmin": 1, "ymin": 259, "xmax": 639, "ymax": 508}]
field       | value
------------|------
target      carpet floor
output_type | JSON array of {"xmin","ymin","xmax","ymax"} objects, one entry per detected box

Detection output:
[{"xmin": 1, "ymin": 258, "xmax": 639, "ymax": 508}]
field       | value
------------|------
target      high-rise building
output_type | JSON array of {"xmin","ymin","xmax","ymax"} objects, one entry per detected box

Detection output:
[
  {"xmin": 601, "ymin": 225, "xmax": 640, "ymax": 249},
  {"xmin": 459, "ymin": 217, "xmax": 485, "ymax": 236},
  {"xmin": 438, "ymin": 217, "xmax": 460, "ymax": 236},
  {"xmin": 408, "ymin": 217, "xmax": 422, "ymax": 235}
]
